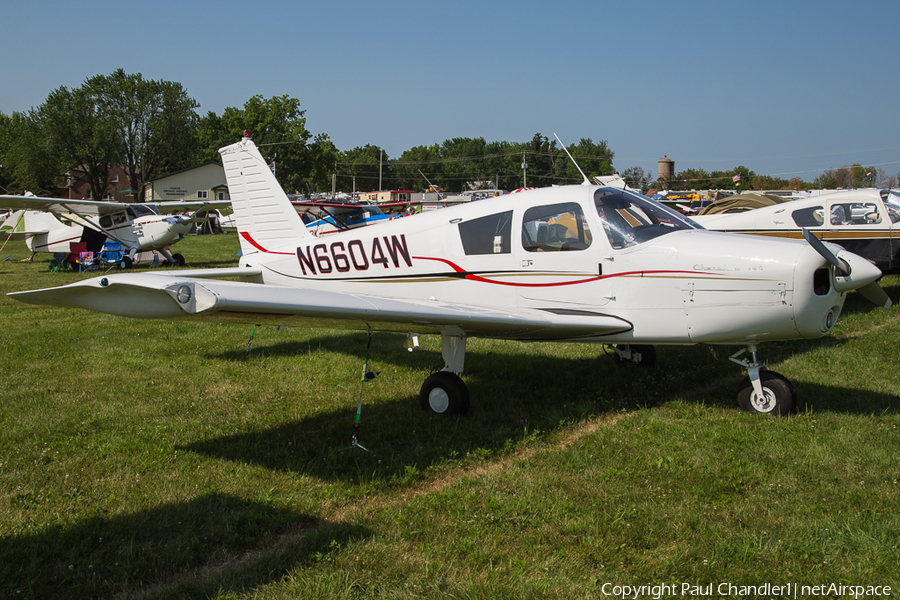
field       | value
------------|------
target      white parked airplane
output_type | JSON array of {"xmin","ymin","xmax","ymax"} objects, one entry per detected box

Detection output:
[
  {"xmin": 692, "ymin": 189, "xmax": 900, "ymax": 273},
  {"xmin": 0, "ymin": 196, "xmax": 230, "ymax": 267},
  {"xmin": 7, "ymin": 136, "xmax": 892, "ymax": 416}
]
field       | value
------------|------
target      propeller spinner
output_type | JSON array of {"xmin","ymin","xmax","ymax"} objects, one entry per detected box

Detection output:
[{"xmin": 802, "ymin": 228, "xmax": 892, "ymax": 308}]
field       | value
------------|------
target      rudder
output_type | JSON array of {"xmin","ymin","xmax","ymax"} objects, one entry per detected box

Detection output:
[{"xmin": 219, "ymin": 135, "xmax": 309, "ymax": 258}]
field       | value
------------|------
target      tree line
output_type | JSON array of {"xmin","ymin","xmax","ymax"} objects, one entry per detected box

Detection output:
[
  {"xmin": 658, "ymin": 164, "xmax": 896, "ymax": 193},
  {"xmin": 1, "ymin": 70, "xmax": 895, "ymax": 201}
]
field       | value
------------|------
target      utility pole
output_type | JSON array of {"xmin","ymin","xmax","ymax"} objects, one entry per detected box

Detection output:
[
  {"xmin": 379, "ymin": 151, "xmax": 383, "ymax": 191},
  {"xmin": 522, "ymin": 152, "xmax": 528, "ymax": 187}
]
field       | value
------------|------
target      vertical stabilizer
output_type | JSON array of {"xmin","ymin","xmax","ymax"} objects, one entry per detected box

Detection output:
[
  {"xmin": 1, "ymin": 210, "xmax": 69, "ymax": 234},
  {"xmin": 219, "ymin": 135, "xmax": 309, "ymax": 257}
]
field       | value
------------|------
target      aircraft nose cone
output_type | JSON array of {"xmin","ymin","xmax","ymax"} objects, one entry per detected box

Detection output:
[{"xmin": 833, "ymin": 249, "xmax": 882, "ymax": 293}]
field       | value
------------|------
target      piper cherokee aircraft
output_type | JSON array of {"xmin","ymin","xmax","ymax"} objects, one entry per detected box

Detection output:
[
  {"xmin": 0, "ymin": 195, "xmax": 230, "ymax": 267},
  {"xmin": 692, "ymin": 189, "xmax": 900, "ymax": 273},
  {"xmin": 7, "ymin": 136, "xmax": 892, "ymax": 417}
]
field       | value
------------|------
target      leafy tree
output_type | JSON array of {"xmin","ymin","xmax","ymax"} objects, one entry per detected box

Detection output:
[
  {"xmin": 200, "ymin": 95, "xmax": 312, "ymax": 194},
  {"xmin": 566, "ymin": 138, "xmax": 615, "ymax": 182},
  {"xmin": 307, "ymin": 133, "xmax": 340, "ymax": 193},
  {"xmin": 520, "ymin": 133, "xmax": 557, "ymax": 187},
  {"xmin": 621, "ymin": 166, "xmax": 652, "ymax": 190},
  {"xmin": 337, "ymin": 145, "xmax": 394, "ymax": 193},
  {"xmin": 36, "ymin": 80, "xmax": 122, "ymax": 201},
  {"xmin": 666, "ymin": 167, "xmax": 710, "ymax": 191},
  {"xmin": 0, "ymin": 111, "xmax": 58, "ymax": 194},
  {"xmin": 194, "ymin": 111, "xmax": 230, "ymax": 163},
  {"xmin": 849, "ymin": 163, "xmax": 877, "ymax": 188},
  {"xmin": 395, "ymin": 144, "xmax": 443, "ymax": 192},
  {"xmin": 92, "ymin": 69, "xmax": 199, "ymax": 201},
  {"xmin": 875, "ymin": 168, "xmax": 896, "ymax": 189}
]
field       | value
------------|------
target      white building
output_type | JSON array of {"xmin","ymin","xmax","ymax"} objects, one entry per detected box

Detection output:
[{"xmin": 142, "ymin": 161, "xmax": 229, "ymax": 202}]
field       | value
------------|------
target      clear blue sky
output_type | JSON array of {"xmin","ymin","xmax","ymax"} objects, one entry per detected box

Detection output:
[{"xmin": 3, "ymin": 0, "xmax": 899, "ymax": 183}]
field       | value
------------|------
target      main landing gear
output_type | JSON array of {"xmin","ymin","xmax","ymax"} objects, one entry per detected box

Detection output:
[
  {"xmin": 612, "ymin": 344, "xmax": 657, "ymax": 367},
  {"xmin": 413, "ymin": 335, "xmax": 796, "ymax": 417},
  {"xmin": 419, "ymin": 331, "xmax": 470, "ymax": 415}
]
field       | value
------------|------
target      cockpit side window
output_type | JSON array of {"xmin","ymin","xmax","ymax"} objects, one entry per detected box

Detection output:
[
  {"xmin": 594, "ymin": 188, "xmax": 696, "ymax": 249},
  {"xmin": 521, "ymin": 202, "xmax": 592, "ymax": 252},
  {"xmin": 792, "ymin": 206, "xmax": 824, "ymax": 227},
  {"xmin": 458, "ymin": 210, "xmax": 513, "ymax": 255}
]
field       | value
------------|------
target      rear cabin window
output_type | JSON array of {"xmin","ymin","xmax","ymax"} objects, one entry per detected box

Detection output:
[
  {"xmin": 829, "ymin": 202, "xmax": 881, "ymax": 225},
  {"xmin": 521, "ymin": 202, "xmax": 592, "ymax": 252},
  {"xmin": 458, "ymin": 210, "xmax": 513, "ymax": 255}
]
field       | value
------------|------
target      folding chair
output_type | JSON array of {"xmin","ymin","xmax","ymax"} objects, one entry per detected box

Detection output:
[
  {"xmin": 77, "ymin": 251, "xmax": 96, "ymax": 272},
  {"xmin": 99, "ymin": 241, "xmax": 125, "ymax": 268},
  {"xmin": 66, "ymin": 242, "xmax": 87, "ymax": 270},
  {"xmin": 49, "ymin": 252, "xmax": 69, "ymax": 272}
]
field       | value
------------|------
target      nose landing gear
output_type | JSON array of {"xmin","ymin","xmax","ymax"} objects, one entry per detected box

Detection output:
[{"xmin": 730, "ymin": 346, "xmax": 796, "ymax": 415}]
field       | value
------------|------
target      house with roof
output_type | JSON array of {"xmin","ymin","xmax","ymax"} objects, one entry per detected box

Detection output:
[{"xmin": 142, "ymin": 161, "xmax": 228, "ymax": 203}]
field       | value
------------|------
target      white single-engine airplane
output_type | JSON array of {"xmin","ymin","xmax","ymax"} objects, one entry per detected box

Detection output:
[
  {"xmin": 0, "ymin": 195, "xmax": 230, "ymax": 267},
  {"xmin": 7, "ymin": 136, "xmax": 892, "ymax": 416}
]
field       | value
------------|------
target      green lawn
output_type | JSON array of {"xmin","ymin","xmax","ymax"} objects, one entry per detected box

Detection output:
[{"xmin": 1, "ymin": 233, "xmax": 898, "ymax": 599}]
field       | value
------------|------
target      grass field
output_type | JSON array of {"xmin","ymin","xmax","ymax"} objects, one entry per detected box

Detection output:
[{"xmin": 1, "ymin": 233, "xmax": 899, "ymax": 599}]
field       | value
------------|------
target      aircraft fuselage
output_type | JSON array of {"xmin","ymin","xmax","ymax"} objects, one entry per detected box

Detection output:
[{"xmin": 236, "ymin": 184, "xmax": 859, "ymax": 346}]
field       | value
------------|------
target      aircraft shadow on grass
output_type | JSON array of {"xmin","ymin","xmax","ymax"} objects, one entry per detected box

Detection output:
[
  {"xmin": 0, "ymin": 492, "xmax": 371, "ymax": 599},
  {"xmin": 186, "ymin": 331, "xmax": 899, "ymax": 484}
]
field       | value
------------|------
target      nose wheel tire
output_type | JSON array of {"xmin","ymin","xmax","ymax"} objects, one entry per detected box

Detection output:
[
  {"xmin": 737, "ymin": 370, "xmax": 796, "ymax": 415},
  {"xmin": 420, "ymin": 372, "xmax": 470, "ymax": 415}
]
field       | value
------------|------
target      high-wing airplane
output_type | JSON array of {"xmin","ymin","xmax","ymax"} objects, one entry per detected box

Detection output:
[
  {"xmin": 0, "ymin": 195, "xmax": 230, "ymax": 267},
  {"xmin": 7, "ymin": 136, "xmax": 892, "ymax": 417},
  {"xmin": 292, "ymin": 200, "xmax": 396, "ymax": 236},
  {"xmin": 691, "ymin": 189, "xmax": 900, "ymax": 273}
]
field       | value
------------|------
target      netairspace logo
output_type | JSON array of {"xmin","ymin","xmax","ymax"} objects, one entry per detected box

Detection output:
[{"xmin": 599, "ymin": 582, "xmax": 893, "ymax": 599}]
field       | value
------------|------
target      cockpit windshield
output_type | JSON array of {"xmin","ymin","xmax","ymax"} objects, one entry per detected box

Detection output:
[
  {"xmin": 882, "ymin": 190, "xmax": 900, "ymax": 224},
  {"xmin": 594, "ymin": 188, "xmax": 699, "ymax": 249}
]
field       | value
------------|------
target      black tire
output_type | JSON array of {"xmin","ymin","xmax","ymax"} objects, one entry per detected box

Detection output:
[
  {"xmin": 420, "ymin": 372, "xmax": 470, "ymax": 415},
  {"xmin": 737, "ymin": 370, "xmax": 796, "ymax": 416},
  {"xmin": 171, "ymin": 253, "xmax": 186, "ymax": 266},
  {"xmin": 614, "ymin": 344, "xmax": 657, "ymax": 367},
  {"xmin": 119, "ymin": 255, "xmax": 133, "ymax": 269}
]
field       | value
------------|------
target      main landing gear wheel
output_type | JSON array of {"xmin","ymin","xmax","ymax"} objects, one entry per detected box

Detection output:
[
  {"xmin": 170, "ymin": 253, "xmax": 185, "ymax": 267},
  {"xmin": 420, "ymin": 372, "xmax": 470, "ymax": 415},
  {"xmin": 613, "ymin": 344, "xmax": 657, "ymax": 367},
  {"xmin": 737, "ymin": 370, "xmax": 796, "ymax": 416}
]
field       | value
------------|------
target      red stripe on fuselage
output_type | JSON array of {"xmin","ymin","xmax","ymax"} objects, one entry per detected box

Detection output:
[{"xmin": 240, "ymin": 232, "xmax": 295, "ymax": 255}]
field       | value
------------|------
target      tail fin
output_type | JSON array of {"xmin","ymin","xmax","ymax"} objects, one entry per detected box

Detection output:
[
  {"xmin": 1, "ymin": 210, "xmax": 67, "ymax": 236},
  {"xmin": 219, "ymin": 135, "xmax": 309, "ymax": 258}
]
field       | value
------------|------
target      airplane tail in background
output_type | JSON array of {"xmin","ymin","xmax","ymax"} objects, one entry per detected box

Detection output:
[
  {"xmin": 219, "ymin": 135, "xmax": 310, "ymax": 258},
  {"xmin": 0, "ymin": 210, "xmax": 67, "ymax": 241}
]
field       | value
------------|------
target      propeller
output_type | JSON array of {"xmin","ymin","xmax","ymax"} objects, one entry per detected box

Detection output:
[
  {"xmin": 802, "ymin": 229, "xmax": 892, "ymax": 308},
  {"xmin": 802, "ymin": 228, "xmax": 850, "ymax": 276},
  {"xmin": 857, "ymin": 281, "xmax": 892, "ymax": 308}
]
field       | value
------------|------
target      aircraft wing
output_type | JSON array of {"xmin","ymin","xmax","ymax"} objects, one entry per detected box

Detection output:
[
  {"xmin": 153, "ymin": 200, "xmax": 232, "ymax": 214},
  {"xmin": 8, "ymin": 271, "xmax": 633, "ymax": 341},
  {"xmin": 0, "ymin": 195, "xmax": 121, "ymax": 217}
]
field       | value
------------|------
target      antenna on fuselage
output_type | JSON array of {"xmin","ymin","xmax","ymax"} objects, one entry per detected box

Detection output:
[{"xmin": 554, "ymin": 133, "xmax": 591, "ymax": 185}]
